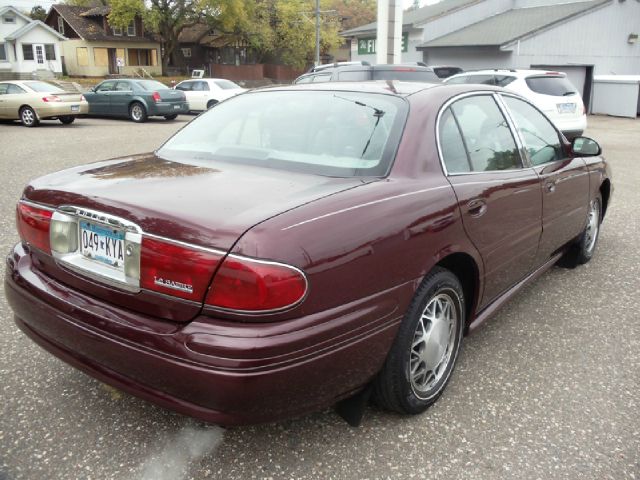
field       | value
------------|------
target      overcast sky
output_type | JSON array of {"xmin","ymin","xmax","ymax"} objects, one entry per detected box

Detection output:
[{"xmin": 0, "ymin": 0, "xmax": 440, "ymax": 15}]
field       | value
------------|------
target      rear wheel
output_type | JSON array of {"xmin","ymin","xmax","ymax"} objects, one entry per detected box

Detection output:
[
  {"xmin": 206, "ymin": 99, "xmax": 218, "ymax": 109},
  {"xmin": 59, "ymin": 116, "xmax": 75, "ymax": 125},
  {"xmin": 164, "ymin": 114, "xmax": 178, "ymax": 120},
  {"xmin": 374, "ymin": 267, "xmax": 464, "ymax": 414},
  {"xmin": 129, "ymin": 102, "xmax": 147, "ymax": 123},
  {"xmin": 20, "ymin": 106, "xmax": 39, "ymax": 127},
  {"xmin": 559, "ymin": 194, "xmax": 602, "ymax": 268}
]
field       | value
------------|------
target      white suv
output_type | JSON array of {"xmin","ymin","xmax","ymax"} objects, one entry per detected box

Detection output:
[{"xmin": 445, "ymin": 69, "xmax": 587, "ymax": 138}]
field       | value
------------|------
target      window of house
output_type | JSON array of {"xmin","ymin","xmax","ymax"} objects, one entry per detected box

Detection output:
[
  {"xmin": 22, "ymin": 44, "xmax": 34, "ymax": 61},
  {"xmin": 181, "ymin": 48, "xmax": 191, "ymax": 58},
  {"xmin": 0, "ymin": 43, "xmax": 6, "ymax": 61},
  {"xmin": 2, "ymin": 15, "xmax": 16, "ymax": 24},
  {"xmin": 127, "ymin": 21, "xmax": 136, "ymax": 36},
  {"xmin": 76, "ymin": 47, "xmax": 88, "ymax": 66},
  {"xmin": 94, "ymin": 48, "xmax": 108, "ymax": 67},
  {"xmin": 113, "ymin": 26, "xmax": 122, "ymax": 36},
  {"xmin": 57, "ymin": 16, "xmax": 64, "ymax": 35},
  {"xmin": 116, "ymin": 48, "xmax": 126, "ymax": 66},
  {"xmin": 44, "ymin": 44, "xmax": 56, "ymax": 60},
  {"xmin": 128, "ymin": 49, "xmax": 157, "ymax": 66}
]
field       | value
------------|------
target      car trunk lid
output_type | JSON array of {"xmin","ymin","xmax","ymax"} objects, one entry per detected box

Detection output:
[{"xmin": 21, "ymin": 153, "xmax": 365, "ymax": 321}]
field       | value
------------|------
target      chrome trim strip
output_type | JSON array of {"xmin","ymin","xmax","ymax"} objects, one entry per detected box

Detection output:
[
  {"xmin": 19, "ymin": 199, "xmax": 55, "ymax": 211},
  {"xmin": 143, "ymin": 232, "xmax": 227, "ymax": 256}
]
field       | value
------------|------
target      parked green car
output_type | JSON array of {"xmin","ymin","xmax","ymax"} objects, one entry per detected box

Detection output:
[{"xmin": 84, "ymin": 79, "xmax": 189, "ymax": 122}]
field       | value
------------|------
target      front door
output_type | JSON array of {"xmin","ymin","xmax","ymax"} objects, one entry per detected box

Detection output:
[
  {"xmin": 33, "ymin": 44, "xmax": 45, "ymax": 66},
  {"xmin": 87, "ymin": 80, "xmax": 117, "ymax": 115},
  {"xmin": 438, "ymin": 94, "xmax": 543, "ymax": 308},
  {"xmin": 500, "ymin": 95, "xmax": 590, "ymax": 265},
  {"xmin": 108, "ymin": 48, "xmax": 117, "ymax": 75}
]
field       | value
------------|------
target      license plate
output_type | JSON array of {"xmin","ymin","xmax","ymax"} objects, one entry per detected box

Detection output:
[
  {"xmin": 557, "ymin": 103, "xmax": 576, "ymax": 114},
  {"xmin": 174, "ymin": 104, "xmax": 180, "ymax": 110},
  {"xmin": 71, "ymin": 105, "xmax": 80, "ymax": 112},
  {"xmin": 79, "ymin": 221, "xmax": 125, "ymax": 271}
]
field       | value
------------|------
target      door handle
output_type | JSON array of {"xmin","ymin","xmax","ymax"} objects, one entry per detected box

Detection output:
[
  {"xmin": 466, "ymin": 198, "xmax": 487, "ymax": 217},
  {"xmin": 545, "ymin": 181, "xmax": 556, "ymax": 193}
]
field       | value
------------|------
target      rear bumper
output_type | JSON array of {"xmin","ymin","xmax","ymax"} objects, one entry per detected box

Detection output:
[
  {"xmin": 552, "ymin": 114, "xmax": 587, "ymax": 136},
  {"xmin": 36, "ymin": 102, "xmax": 89, "ymax": 119},
  {"xmin": 5, "ymin": 243, "xmax": 402, "ymax": 425},
  {"xmin": 149, "ymin": 102, "xmax": 189, "ymax": 116}
]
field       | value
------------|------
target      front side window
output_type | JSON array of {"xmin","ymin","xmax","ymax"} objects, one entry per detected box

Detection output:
[
  {"xmin": 158, "ymin": 91, "xmax": 408, "ymax": 177},
  {"xmin": 176, "ymin": 81, "xmax": 193, "ymax": 91},
  {"xmin": 503, "ymin": 96, "xmax": 562, "ymax": 165},
  {"xmin": 0, "ymin": 83, "xmax": 8, "ymax": 94},
  {"xmin": 449, "ymin": 95, "xmax": 521, "ymax": 172},
  {"xmin": 96, "ymin": 80, "xmax": 116, "ymax": 92},
  {"xmin": 22, "ymin": 44, "xmax": 34, "ymax": 61}
]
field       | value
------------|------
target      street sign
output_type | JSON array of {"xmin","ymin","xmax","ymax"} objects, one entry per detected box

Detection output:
[{"xmin": 357, "ymin": 33, "xmax": 408, "ymax": 55}]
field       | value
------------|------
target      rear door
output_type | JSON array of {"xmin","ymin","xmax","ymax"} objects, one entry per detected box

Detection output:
[
  {"xmin": 500, "ymin": 94, "xmax": 589, "ymax": 264},
  {"xmin": 439, "ymin": 93, "xmax": 542, "ymax": 307},
  {"xmin": 111, "ymin": 80, "xmax": 134, "ymax": 116}
]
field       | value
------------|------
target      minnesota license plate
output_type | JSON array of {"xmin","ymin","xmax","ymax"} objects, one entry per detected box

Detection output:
[
  {"xmin": 79, "ymin": 221, "xmax": 125, "ymax": 271},
  {"xmin": 71, "ymin": 105, "xmax": 80, "ymax": 112},
  {"xmin": 557, "ymin": 103, "xmax": 576, "ymax": 114},
  {"xmin": 174, "ymin": 104, "xmax": 180, "ymax": 110}
]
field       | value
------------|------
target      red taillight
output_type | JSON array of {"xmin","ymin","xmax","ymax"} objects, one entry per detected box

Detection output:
[
  {"xmin": 206, "ymin": 256, "xmax": 307, "ymax": 312},
  {"xmin": 42, "ymin": 95, "xmax": 61, "ymax": 102},
  {"xmin": 140, "ymin": 237, "xmax": 221, "ymax": 301},
  {"xmin": 80, "ymin": 94, "xmax": 85, "ymax": 101},
  {"xmin": 16, "ymin": 202, "xmax": 52, "ymax": 254},
  {"xmin": 152, "ymin": 91, "xmax": 161, "ymax": 103}
]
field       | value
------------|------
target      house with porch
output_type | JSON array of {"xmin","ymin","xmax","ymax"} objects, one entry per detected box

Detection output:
[
  {"xmin": 0, "ymin": 5, "xmax": 65, "ymax": 80},
  {"xmin": 44, "ymin": 4, "xmax": 161, "ymax": 77}
]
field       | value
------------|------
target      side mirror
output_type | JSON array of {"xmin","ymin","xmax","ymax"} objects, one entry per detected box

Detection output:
[{"xmin": 571, "ymin": 136, "xmax": 601, "ymax": 157}]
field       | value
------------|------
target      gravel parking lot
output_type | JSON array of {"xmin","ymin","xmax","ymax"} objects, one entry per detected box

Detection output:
[{"xmin": 0, "ymin": 114, "xmax": 638, "ymax": 480}]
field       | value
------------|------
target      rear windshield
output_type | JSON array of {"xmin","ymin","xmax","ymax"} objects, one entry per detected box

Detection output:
[
  {"xmin": 433, "ymin": 67, "xmax": 463, "ymax": 79},
  {"xmin": 525, "ymin": 75, "xmax": 577, "ymax": 96},
  {"xmin": 214, "ymin": 79, "xmax": 241, "ymax": 90},
  {"xmin": 372, "ymin": 69, "xmax": 440, "ymax": 83},
  {"xmin": 25, "ymin": 81, "xmax": 64, "ymax": 93},
  {"xmin": 136, "ymin": 80, "xmax": 170, "ymax": 91},
  {"xmin": 157, "ymin": 90, "xmax": 408, "ymax": 177}
]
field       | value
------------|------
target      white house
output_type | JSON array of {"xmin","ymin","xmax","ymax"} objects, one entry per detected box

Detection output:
[{"xmin": 0, "ymin": 5, "xmax": 66, "ymax": 80}]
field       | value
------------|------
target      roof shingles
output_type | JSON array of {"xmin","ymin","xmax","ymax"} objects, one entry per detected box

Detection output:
[{"xmin": 419, "ymin": 0, "xmax": 610, "ymax": 48}]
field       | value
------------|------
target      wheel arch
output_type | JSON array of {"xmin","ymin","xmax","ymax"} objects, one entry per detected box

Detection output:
[
  {"xmin": 435, "ymin": 252, "xmax": 480, "ymax": 331},
  {"xmin": 19, "ymin": 104, "xmax": 39, "ymax": 119},
  {"xmin": 600, "ymin": 178, "xmax": 611, "ymax": 219}
]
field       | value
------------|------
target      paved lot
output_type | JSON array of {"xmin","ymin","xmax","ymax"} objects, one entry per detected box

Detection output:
[{"xmin": 0, "ymin": 115, "xmax": 638, "ymax": 480}]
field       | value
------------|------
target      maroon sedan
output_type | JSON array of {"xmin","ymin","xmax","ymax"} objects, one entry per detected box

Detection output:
[{"xmin": 5, "ymin": 82, "xmax": 612, "ymax": 426}]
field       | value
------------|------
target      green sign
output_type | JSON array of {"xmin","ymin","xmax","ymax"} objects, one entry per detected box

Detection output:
[{"xmin": 357, "ymin": 33, "xmax": 408, "ymax": 55}]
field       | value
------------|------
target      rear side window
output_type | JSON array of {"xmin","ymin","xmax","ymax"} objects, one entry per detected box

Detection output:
[
  {"xmin": 214, "ymin": 80, "xmax": 241, "ymax": 90},
  {"xmin": 176, "ymin": 81, "xmax": 193, "ymax": 91},
  {"xmin": 525, "ymin": 76, "xmax": 577, "ymax": 96},
  {"xmin": 450, "ymin": 95, "xmax": 521, "ymax": 172},
  {"xmin": 114, "ymin": 81, "xmax": 131, "ymax": 91},
  {"xmin": 372, "ymin": 69, "xmax": 440, "ymax": 83},
  {"xmin": 311, "ymin": 73, "xmax": 331, "ymax": 83},
  {"xmin": 439, "ymin": 108, "xmax": 471, "ymax": 173}
]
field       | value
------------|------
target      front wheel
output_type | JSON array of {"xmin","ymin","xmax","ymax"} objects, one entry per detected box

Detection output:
[
  {"xmin": 129, "ymin": 102, "xmax": 147, "ymax": 123},
  {"xmin": 20, "ymin": 106, "xmax": 39, "ymax": 127},
  {"xmin": 374, "ymin": 267, "xmax": 465, "ymax": 414},
  {"xmin": 164, "ymin": 114, "xmax": 178, "ymax": 121},
  {"xmin": 59, "ymin": 116, "xmax": 75, "ymax": 125},
  {"xmin": 559, "ymin": 194, "xmax": 602, "ymax": 268}
]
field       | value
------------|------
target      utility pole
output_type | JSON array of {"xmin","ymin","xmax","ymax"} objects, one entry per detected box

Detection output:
[{"xmin": 315, "ymin": 0, "xmax": 320, "ymax": 66}]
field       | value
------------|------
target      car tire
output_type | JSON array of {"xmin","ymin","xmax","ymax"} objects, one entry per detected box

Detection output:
[
  {"xmin": 164, "ymin": 114, "xmax": 178, "ymax": 121},
  {"xmin": 559, "ymin": 193, "xmax": 602, "ymax": 268},
  {"xmin": 374, "ymin": 266, "xmax": 464, "ymax": 415},
  {"xmin": 206, "ymin": 100, "xmax": 218, "ymax": 109},
  {"xmin": 129, "ymin": 102, "xmax": 147, "ymax": 123},
  {"xmin": 59, "ymin": 116, "xmax": 75, "ymax": 125},
  {"xmin": 20, "ymin": 106, "xmax": 39, "ymax": 128}
]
